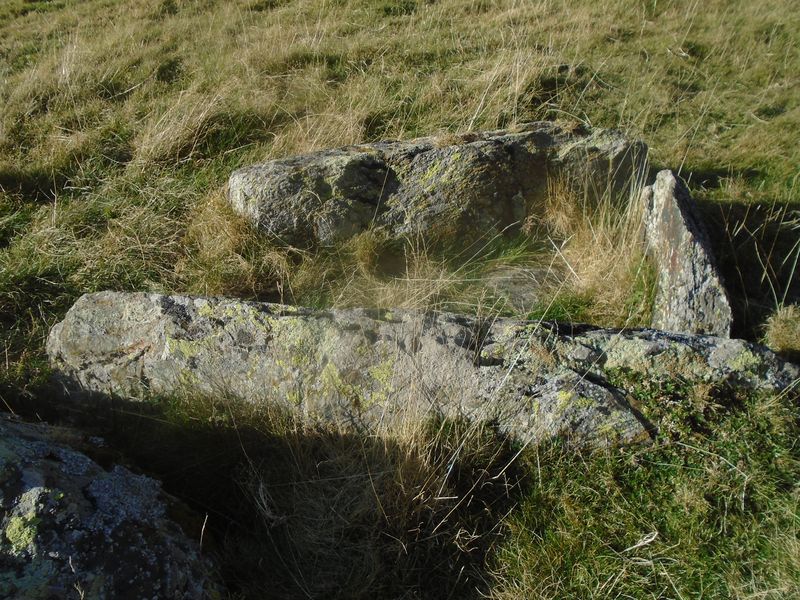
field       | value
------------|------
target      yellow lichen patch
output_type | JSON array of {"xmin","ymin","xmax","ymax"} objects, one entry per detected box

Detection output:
[
  {"xmin": 5, "ymin": 514, "xmax": 41, "ymax": 553},
  {"xmin": 574, "ymin": 395, "xmax": 596, "ymax": 409},
  {"xmin": 165, "ymin": 336, "xmax": 204, "ymax": 360},
  {"xmin": 367, "ymin": 358, "xmax": 396, "ymax": 405},
  {"xmin": 286, "ymin": 390, "xmax": 302, "ymax": 406},
  {"xmin": 556, "ymin": 390, "xmax": 574, "ymax": 411},
  {"xmin": 480, "ymin": 343, "xmax": 506, "ymax": 364},
  {"xmin": 421, "ymin": 160, "xmax": 442, "ymax": 185},
  {"xmin": 320, "ymin": 362, "xmax": 364, "ymax": 408},
  {"xmin": 597, "ymin": 420, "xmax": 622, "ymax": 440},
  {"xmin": 269, "ymin": 317, "xmax": 319, "ymax": 369},
  {"xmin": 728, "ymin": 347, "xmax": 760, "ymax": 373},
  {"xmin": 196, "ymin": 301, "xmax": 216, "ymax": 319}
]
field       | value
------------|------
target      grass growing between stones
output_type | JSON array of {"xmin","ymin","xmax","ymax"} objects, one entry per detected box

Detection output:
[{"xmin": 179, "ymin": 170, "xmax": 655, "ymax": 327}]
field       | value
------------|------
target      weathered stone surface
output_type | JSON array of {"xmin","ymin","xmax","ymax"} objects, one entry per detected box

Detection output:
[
  {"xmin": 228, "ymin": 122, "xmax": 647, "ymax": 246},
  {"xmin": 644, "ymin": 170, "xmax": 733, "ymax": 336},
  {"xmin": 48, "ymin": 293, "xmax": 798, "ymax": 447},
  {"xmin": 0, "ymin": 416, "xmax": 220, "ymax": 600}
]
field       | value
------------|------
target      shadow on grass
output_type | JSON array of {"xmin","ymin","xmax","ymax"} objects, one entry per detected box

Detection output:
[
  {"xmin": 12, "ymin": 388, "xmax": 524, "ymax": 600},
  {"xmin": 697, "ymin": 198, "xmax": 800, "ymax": 340},
  {"xmin": 0, "ymin": 165, "xmax": 66, "ymax": 202},
  {"xmin": 682, "ymin": 166, "xmax": 762, "ymax": 190}
]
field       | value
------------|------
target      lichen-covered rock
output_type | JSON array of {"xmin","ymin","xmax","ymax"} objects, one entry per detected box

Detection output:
[
  {"xmin": 48, "ymin": 293, "xmax": 798, "ymax": 447},
  {"xmin": 644, "ymin": 170, "xmax": 732, "ymax": 336},
  {"xmin": 228, "ymin": 122, "xmax": 647, "ymax": 246},
  {"xmin": 0, "ymin": 416, "xmax": 221, "ymax": 600}
]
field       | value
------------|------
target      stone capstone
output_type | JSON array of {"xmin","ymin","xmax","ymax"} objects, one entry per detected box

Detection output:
[
  {"xmin": 0, "ymin": 416, "xmax": 221, "ymax": 600},
  {"xmin": 228, "ymin": 122, "xmax": 647, "ymax": 246},
  {"xmin": 644, "ymin": 169, "xmax": 733, "ymax": 336},
  {"xmin": 47, "ymin": 292, "xmax": 798, "ymax": 447}
]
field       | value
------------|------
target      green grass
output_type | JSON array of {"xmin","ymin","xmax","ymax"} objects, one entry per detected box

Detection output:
[
  {"xmin": 527, "ymin": 291, "xmax": 594, "ymax": 323},
  {"xmin": 493, "ymin": 382, "xmax": 800, "ymax": 599},
  {"xmin": 0, "ymin": 0, "xmax": 799, "ymax": 597}
]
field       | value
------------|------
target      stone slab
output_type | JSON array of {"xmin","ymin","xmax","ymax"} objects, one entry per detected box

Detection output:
[
  {"xmin": 48, "ymin": 293, "xmax": 797, "ymax": 447},
  {"xmin": 643, "ymin": 170, "xmax": 732, "ymax": 336},
  {"xmin": 229, "ymin": 122, "xmax": 647, "ymax": 246}
]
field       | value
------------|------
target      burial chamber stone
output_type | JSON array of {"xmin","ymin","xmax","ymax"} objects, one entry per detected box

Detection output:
[
  {"xmin": 643, "ymin": 170, "xmax": 733, "ymax": 337},
  {"xmin": 47, "ymin": 292, "xmax": 798, "ymax": 447},
  {"xmin": 0, "ymin": 415, "xmax": 220, "ymax": 600},
  {"xmin": 228, "ymin": 122, "xmax": 647, "ymax": 246}
]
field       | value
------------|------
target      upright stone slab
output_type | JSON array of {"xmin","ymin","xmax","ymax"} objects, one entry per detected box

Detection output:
[
  {"xmin": 643, "ymin": 170, "xmax": 732, "ymax": 336},
  {"xmin": 228, "ymin": 122, "xmax": 647, "ymax": 246},
  {"xmin": 48, "ymin": 293, "xmax": 797, "ymax": 447},
  {"xmin": 0, "ymin": 416, "xmax": 220, "ymax": 600}
]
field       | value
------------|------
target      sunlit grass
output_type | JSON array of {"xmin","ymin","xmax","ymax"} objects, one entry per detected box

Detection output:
[{"xmin": 1, "ymin": 1, "xmax": 799, "ymax": 598}]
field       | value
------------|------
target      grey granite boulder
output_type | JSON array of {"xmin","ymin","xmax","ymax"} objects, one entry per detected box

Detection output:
[
  {"xmin": 644, "ymin": 170, "xmax": 732, "ymax": 336},
  {"xmin": 228, "ymin": 122, "xmax": 647, "ymax": 246},
  {"xmin": 0, "ymin": 416, "xmax": 220, "ymax": 600},
  {"xmin": 47, "ymin": 292, "xmax": 798, "ymax": 447}
]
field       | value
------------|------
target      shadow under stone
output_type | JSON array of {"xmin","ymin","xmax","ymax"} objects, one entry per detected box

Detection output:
[
  {"xmin": 697, "ymin": 198, "xmax": 800, "ymax": 340},
  {"xmin": 9, "ymin": 387, "xmax": 525, "ymax": 600},
  {"xmin": 682, "ymin": 166, "xmax": 762, "ymax": 190}
]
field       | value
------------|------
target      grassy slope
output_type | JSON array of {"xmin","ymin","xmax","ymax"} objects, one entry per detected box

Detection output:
[
  {"xmin": 0, "ymin": 1, "xmax": 799, "ymax": 598},
  {"xmin": 1, "ymin": 0, "xmax": 798, "ymax": 361}
]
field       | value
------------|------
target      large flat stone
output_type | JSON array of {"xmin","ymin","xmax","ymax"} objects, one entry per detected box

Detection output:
[
  {"xmin": 644, "ymin": 170, "xmax": 733, "ymax": 336},
  {"xmin": 228, "ymin": 122, "xmax": 647, "ymax": 246},
  {"xmin": 47, "ymin": 293, "xmax": 797, "ymax": 447}
]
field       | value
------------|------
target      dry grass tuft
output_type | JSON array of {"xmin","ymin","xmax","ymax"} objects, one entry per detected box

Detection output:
[
  {"xmin": 536, "ymin": 175, "xmax": 655, "ymax": 327},
  {"xmin": 179, "ymin": 191, "xmax": 294, "ymax": 301},
  {"xmin": 330, "ymin": 233, "xmax": 464, "ymax": 311},
  {"xmin": 763, "ymin": 304, "xmax": 800, "ymax": 361},
  {"xmin": 133, "ymin": 92, "xmax": 226, "ymax": 166}
]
